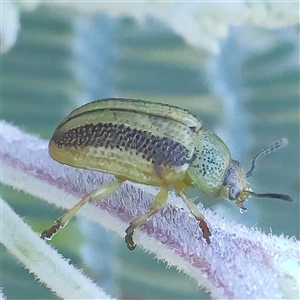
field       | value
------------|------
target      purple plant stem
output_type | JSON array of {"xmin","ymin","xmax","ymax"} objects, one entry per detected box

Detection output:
[{"xmin": 1, "ymin": 120, "xmax": 299, "ymax": 299}]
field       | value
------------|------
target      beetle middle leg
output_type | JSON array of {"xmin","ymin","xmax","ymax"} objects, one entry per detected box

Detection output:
[
  {"xmin": 125, "ymin": 186, "xmax": 169, "ymax": 250},
  {"xmin": 41, "ymin": 177, "xmax": 125, "ymax": 240}
]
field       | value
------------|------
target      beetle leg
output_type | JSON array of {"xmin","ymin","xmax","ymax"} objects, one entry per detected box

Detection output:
[
  {"xmin": 125, "ymin": 186, "xmax": 168, "ymax": 250},
  {"xmin": 178, "ymin": 190, "xmax": 211, "ymax": 244},
  {"xmin": 41, "ymin": 178, "xmax": 124, "ymax": 240}
]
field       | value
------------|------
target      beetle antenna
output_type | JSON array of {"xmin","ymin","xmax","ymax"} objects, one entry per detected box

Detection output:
[
  {"xmin": 246, "ymin": 191, "xmax": 293, "ymax": 202},
  {"xmin": 246, "ymin": 138, "xmax": 289, "ymax": 177}
]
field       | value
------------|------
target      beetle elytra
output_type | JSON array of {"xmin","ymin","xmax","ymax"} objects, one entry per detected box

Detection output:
[{"xmin": 41, "ymin": 98, "xmax": 292, "ymax": 249}]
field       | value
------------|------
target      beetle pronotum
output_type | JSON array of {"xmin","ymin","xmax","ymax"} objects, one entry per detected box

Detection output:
[{"xmin": 42, "ymin": 98, "xmax": 292, "ymax": 249}]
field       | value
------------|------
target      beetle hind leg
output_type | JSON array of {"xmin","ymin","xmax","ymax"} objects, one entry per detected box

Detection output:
[
  {"xmin": 125, "ymin": 186, "xmax": 168, "ymax": 250},
  {"xmin": 41, "ymin": 178, "xmax": 124, "ymax": 240}
]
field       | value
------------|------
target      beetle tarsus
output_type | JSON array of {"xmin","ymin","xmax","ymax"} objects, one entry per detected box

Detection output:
[
  {"xmin": 41, "ymin": 219, "xmax": 63, "ymax": 240},
  {"xmin": 199, "ymin": 219, "xmax": 211, "ymax": 244},
  {"xmin": 125, "ymin": 225, "xmax": 136, "ymax": 250}
]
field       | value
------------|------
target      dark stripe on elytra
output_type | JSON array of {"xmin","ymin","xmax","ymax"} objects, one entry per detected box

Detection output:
[{"xmin": 53, "ymin": 122, "xmax": 190, "ymax": 167}]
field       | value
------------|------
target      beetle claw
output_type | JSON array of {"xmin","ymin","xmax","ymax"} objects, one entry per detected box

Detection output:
[{"xmin": 125, "ymin": 225, "xmax": 136, "ymax": 250}]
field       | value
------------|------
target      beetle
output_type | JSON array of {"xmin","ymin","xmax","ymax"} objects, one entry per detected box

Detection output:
[{"xmin": 41, "ymin": 98, "xmax": 292, "ymax": 249}]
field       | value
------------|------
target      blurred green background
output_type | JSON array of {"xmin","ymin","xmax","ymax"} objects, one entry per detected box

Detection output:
[{"xmin": 1, "ymin": 4, "xmax": 299, "ymax": 300}]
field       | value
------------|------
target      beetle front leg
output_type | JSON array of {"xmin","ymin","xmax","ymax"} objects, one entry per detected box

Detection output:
[
  {"xmin": 125, "ymin": 186, "xmax": 169, "ymax": 250},
  {"xmin": 177, "ymin": 190, "xmax": 211, "ymax": 244},
  {"xmin": 41, "ymin": 178, "xmax": 124, "ymax": 240}
]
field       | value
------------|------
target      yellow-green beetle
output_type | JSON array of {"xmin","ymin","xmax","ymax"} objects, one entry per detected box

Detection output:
[{"xmin": 42, "ymin": 98, "xmax": 292, "ymax": 249}]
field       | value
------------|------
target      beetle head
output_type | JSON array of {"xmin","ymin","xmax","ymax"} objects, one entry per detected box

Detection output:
[
  {"xmin": 221, "ymin": 139, "xmax": 292, "ymax": 213},
  {"xmin": 221, "ymin": 159, "xmax": 257, "ymax": 212}
]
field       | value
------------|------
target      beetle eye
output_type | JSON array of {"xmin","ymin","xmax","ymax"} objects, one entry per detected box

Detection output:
[{"xmin": 229, "ymin": 185, "xmax": 240, "ymax": 200}]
